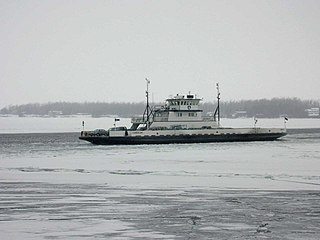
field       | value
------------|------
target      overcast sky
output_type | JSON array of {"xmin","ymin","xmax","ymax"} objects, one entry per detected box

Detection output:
[{"xmin": 1, "ymin": 0, "xmax": 320, "ymax": 108}]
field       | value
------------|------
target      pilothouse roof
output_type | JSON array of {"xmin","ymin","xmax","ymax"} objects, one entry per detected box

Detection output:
[{"xmin": 166, "ymin": 94, "xmax": 201, "ymax": 101}]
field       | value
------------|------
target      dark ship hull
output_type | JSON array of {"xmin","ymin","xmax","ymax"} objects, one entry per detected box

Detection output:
[{"xmin": 79, "ymin": 131, "xmax": 286, "ymax": 145}]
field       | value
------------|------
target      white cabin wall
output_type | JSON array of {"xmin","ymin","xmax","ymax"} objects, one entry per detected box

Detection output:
[
  {"xmin": 150, "ymin": 120, "xmax": 218, "ymax": 129},
  {"xmin": 168, "ymin": 111, "xmax": 202, "ymax": 121}
]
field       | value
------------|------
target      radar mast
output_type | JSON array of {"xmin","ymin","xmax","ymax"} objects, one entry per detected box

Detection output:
[
  {"xmin": 213, "ymin": 83, "xmax": 221, "ymax": 127},
  {"xmin": 143, "ymin": 78, "xmax": 153, "ymax": 129}
]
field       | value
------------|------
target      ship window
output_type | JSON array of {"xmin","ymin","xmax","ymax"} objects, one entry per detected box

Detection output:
[{"xmin": 177, "ymin": 113, "xmax": 183, "ymax": 117}]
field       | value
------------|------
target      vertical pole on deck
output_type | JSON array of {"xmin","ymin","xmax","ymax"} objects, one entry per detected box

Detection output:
[
  {"xmin": 146, "ymin": 78, "xmax": 150, "ymax": 129},
  {"xmin": 216, "ymin": 83, "xmax": 220, "ymax": 127},
  {"xmin": 284, "ymin": 117, "xmax": 288, "ymax": 130}
]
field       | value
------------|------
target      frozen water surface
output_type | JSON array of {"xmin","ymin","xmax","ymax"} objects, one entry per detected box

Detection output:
[{"xmin": 0, "ymin": 117, "xmax": 320, "ymax": 239}]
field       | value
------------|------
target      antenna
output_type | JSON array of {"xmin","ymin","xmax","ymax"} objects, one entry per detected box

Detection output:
[
  {"xmin": 217, "ymin": 83, "xmax": 220, "ymax": 127},
  {"xmin": 143, "ymin": 78, "xmax": 152, "ymax": 129},
  {"xmin": 146, "ymin": 78, "xmax": 150, "ymax": 125},
  {"xmin": 213, "ymin": 83, "xmax": 221, "ymax": 127},
  {"xmin": 146, "ymin": 78, "xmax": 150, "ymax": 92}
]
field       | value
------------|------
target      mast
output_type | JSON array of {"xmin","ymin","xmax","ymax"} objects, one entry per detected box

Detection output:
[
  {"xmin": 143, "ymin": 78, "xmax": 152, "ymax": 129},
  {"xmin": 213, "ymin": 83, "xmax": 221, "ymax": 127},
  {"xmin": 146, "ymin": 78, "xmax": 150, "ymax": 125}
]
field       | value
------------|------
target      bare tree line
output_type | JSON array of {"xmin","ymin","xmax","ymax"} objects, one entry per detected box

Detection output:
[{"xmin": 1, "ymin": 98, "xmax": 319, "ymax": 118}]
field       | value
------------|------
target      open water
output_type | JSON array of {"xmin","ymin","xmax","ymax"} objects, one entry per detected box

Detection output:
[{"xmin": 0, "ymin": 117, "xmax": 320, "ymax": 239}]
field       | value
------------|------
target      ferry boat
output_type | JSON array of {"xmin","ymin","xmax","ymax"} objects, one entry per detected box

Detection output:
[{"xmin": 79, "ymin": 82, "xmax": 287, "ymax": 145}]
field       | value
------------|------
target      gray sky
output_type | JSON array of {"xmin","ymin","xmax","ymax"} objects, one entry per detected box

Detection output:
[{"xmin": 1, "ymin": 0, "xmax": 320, "ymax": 108}]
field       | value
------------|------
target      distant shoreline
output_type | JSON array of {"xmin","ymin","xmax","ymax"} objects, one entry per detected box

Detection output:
[
  {"xmin": 1, "ymin": 98, "xmax": 319, "ymax": 118},
  {"xmin": 0, "ymin": 114, "xmax": 319, "ymax": 119}
]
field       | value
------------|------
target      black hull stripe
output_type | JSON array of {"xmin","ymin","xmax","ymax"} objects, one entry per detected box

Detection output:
[{"xmin": 79, "ymin": 133, "xmax": 286, "ymax": 145}]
